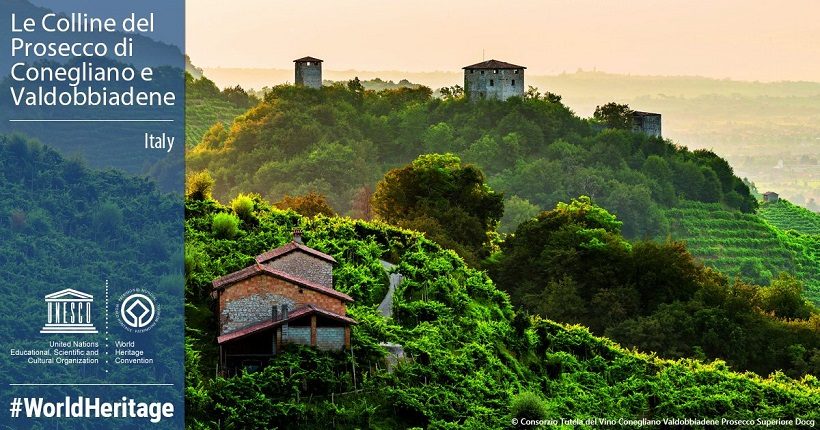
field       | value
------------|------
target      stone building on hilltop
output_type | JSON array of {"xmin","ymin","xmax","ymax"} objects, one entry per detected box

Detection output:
[
  {"xmin": 632, "ymin": 111, "xmax": 662, "ymax": 137},
  {"xmin": 463, "ymin": 59, "xmax": 525, "ymax": 101},
  {"xmin": 763, "ymin": 191, "xmax": 779, "ymax": 203},
  {"xmin": 213, "ymin": 229, "xmax": 355, "ymax": 375},
  {"xmin": 294, "ymin": 56, "xmax": 323, "ymax": 89}
]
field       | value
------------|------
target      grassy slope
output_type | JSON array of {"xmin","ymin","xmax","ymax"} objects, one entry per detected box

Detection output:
[
  {"xmin": 184, "ymin": 198, "xmax": 819, "ymax": 429},
  {"xmin": 665, "ymin": 201, "xmax": 820, "ymax": 304},
  {"xmin": 185, "ymin": 93, "xmax": 247, "ymax": 147},
  {"xmin": 760, "ymin": 200, "xmax": 820, "ymax": 235}
]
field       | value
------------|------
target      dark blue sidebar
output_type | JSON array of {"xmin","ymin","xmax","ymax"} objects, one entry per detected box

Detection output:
[{"xmin": 1, "ymin": 0, "xmax": 185, "ymax": 428}]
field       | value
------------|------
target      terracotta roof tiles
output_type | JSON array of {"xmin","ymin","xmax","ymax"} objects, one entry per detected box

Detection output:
[
  {"xmin": 254, "ymin": 241, "xmax": 337, "ymax": 265},
  {"xmin": 463, "ymin": 59, "xmax": 526, "ymax": 70}
]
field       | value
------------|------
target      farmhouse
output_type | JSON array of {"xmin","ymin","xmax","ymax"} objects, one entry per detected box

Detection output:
[
  {"xmin": 463, "ymin": 59, "xmax": 525, "ymax": 101},
  {"xmin": 763, "ymin": 191, "xmax": 779, "ymax": 203},
  {"xmin": 212, "ymin": 229, "xmax": 355, "ymax": 374}
]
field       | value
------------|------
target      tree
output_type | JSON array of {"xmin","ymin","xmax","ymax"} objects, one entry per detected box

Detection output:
[
  {"xmin": 350, "ymin": 186, "xmax": 374, "ymax": 220},
  {"xmin": 439, "ymin": 85, "xmax": 464, "ymax": 100},
  {"xmin": 499, "ymin": 196, "xmax": 540, "ymax": 234},
  {"xmin": 593, "ymin": 102, "xmax": 633, "ymax": 130},
  {"xmin": 372, "ymin": 153, "xmax": 503, "ymax": 264},
  {"xmin": 186, "ymin": 170, "xmax": 215, "ymax": 200},
  {"xmin": 275, "ymin": 191, "xmax": 336, "ymax": 218}
]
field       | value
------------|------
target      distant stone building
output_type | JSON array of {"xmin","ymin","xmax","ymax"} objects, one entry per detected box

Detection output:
[
  {"xmin": 212, "ymin": 229, "xmax": 355, "ymax": 375},
  {"xmin": 294, "ymin": 56, "xmax": 323, "ymax": 89},
  {"xmin": 763, "ymin": 191, "xmax": 779, "ymax": 203},
  {"xmin": 463, "ymin": 59, "xmax": 525, "ymax": 101},
  {"xmin": 632, "ymin": 111, "xmax": 662, "ymax": 137}
]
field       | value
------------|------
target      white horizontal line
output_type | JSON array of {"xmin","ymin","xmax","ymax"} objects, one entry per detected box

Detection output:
[
  {"xmin": 9, "ymin": 119, "xmax": 174, "ymax": 123},
  {"xmin": 10, "ymin": 383, "xmax": 174, "ymax": 386}
]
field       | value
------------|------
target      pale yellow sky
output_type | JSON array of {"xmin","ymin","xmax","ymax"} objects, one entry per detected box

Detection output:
[{"xmin": 186, "ymin": 0, "xmax": 820, "ymax": 82}]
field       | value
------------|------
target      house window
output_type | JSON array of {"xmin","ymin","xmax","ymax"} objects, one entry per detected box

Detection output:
[
  {"xmin": 514, "ymin": 69, "xmax": 519, "ymax": 74},
  {"xmin": 493, "ymin": 69, "xmax": 498, "ymax": 74},
  {"xmin": 470, "ymin": 70, "xmax": 474, "ymax": 74},
  {"xmin": 480, "ymin": 70, "xmax": 484, "ymax": 75},
  {"xmin": 306, "ymin": 62, "xmax": 311, "ymax": 66},
  {"xmin": 511, "ymin": 80, "xmax": 515, "ymax": 86},
  {"xmin": 490, "ymin": 79, "xmax": 494, "ymax": 86}
]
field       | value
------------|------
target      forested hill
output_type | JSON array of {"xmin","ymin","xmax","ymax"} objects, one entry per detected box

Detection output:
[
  {"xmin": 187, "ymin": 81, "xmax": 757, "ymax": 241},
  {"xmin": 0, "ymin": 134, "xmax": 181, "ymax": 383},
  {"xmin": 184, "ymin": 195, "xmax": 819, "ymax": 428}
]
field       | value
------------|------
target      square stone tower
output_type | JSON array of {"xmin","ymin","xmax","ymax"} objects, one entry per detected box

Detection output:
[
  {"xmin": 294, "ymin": 56, "xmax": 323, "ymax": 89},
  {"xmin": 463, "ymin": 59, "xmax": 525, "ymax": 101},
  {"xmin": 631, "ymin": 111, "xmax": 662, "ymax": 137}
]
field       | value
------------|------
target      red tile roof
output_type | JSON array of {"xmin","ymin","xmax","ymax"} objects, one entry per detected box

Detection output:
[
  {"xmin": 463, "ymin": 59, "xmax": 526, "ymax": 70},
  {"xmin": 254, "ymin": 241, "xmax": 337, "ymax": 265},
  {"xmin": 217, "ymin": 304, "xmax": 356, "ymax": 344},
  {"xmin": 294, "ymin": 56, "xmax": 323, "ymax": 63},
  {"xmin": 211, "ymin": 263, "xmax": 353, "ymax": 302}
]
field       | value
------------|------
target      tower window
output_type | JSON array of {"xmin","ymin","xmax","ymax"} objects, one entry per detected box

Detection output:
[
  {"xmin": 511, "ymin": 80, "xmax": 515, "ymax": 86},
  {"xmin": 490, "ymin": 79, "xmax": 494, "ymax": 86}
]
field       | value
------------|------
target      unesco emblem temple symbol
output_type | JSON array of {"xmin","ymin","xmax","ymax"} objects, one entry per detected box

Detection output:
[{"xmin": 40, "ymin": 288, "xmax": 98, "ymax": 334}]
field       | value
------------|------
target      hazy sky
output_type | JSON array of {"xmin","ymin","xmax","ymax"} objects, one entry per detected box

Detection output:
[{"xmin": 187, "ymin": 0, "xmax": 820, "ymax": 82}]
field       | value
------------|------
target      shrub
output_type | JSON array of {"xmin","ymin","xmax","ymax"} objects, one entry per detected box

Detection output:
[
  {"xmin": 231, "ymin": 194, "xmax": 255, "ymax": 220},
  {"xmin": 275, "ymin": 191, "xmax": 336, "ymax": 218},
  {"xmin": 509, "ymin": 391, "xmax": 549, "ymax": 426},
  {"xmin": 186, "ymin": 170, "xmax": 215, "ymax": 201},
  {"xmin": 211, "ymin": 212, "xmax": 240, "ymax": 239}
]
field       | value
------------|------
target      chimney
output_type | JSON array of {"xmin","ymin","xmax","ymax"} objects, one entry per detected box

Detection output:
[
  {"xmin": 292, "ymin": 228, "xmax": 303, "ymax": 244},
  {"xmin": 271, "ymin": 305, "xmax": 279, "ymax": 321}
]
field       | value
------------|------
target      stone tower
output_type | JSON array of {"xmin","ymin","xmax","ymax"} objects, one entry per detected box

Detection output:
[
  {"xmin": 631, "ymin": 111, "xmax": 662, "ymax": 137},
  {"xmin": 294, "ymin": 56, "xmax": 323, "ymax": 89},
  {"xmin": 463, "ymin": 59, "xmax": 525, "ymax": 101}
]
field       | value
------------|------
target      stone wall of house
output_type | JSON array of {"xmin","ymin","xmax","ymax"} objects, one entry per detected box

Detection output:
[
  {"xmin": 465, "ymin": 68, "xmax": 524, "ymax": 101},
  {"xmin": 265, "ymin": 252, "xmax": 333, "ymax": 288},
  {"xmin": 295, "ymin": 62, "xmax": 322, "ymax": 89},
  {"xmin": 285, "ymin": 326, "xmax": 312, "ymax": 346},
  {"xmin": 219, "ymin": 293, "xmax": 295, "ymax": 334},
  {"xmin": 218, "ymin": 274, "xmax": 346, "ymax": 335},
  {"xmin": 316, "ymin": 327, "xmax": 345, "ymax": 351}
]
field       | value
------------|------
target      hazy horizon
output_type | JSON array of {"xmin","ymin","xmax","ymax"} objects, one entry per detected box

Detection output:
[{"xmin": 188, "ymin": 0, "xmax": 820, "ymax": 82}]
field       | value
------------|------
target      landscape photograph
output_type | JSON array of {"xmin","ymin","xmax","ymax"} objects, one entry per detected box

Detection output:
[
  {"xmin": 1, "ymin": 0, "xmax": 818, "ymax": 428},
  {"xmin": 179, "ymin": 1, "xmax": 820, "ymax": 428}
]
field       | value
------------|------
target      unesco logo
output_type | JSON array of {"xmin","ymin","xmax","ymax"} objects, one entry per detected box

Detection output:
[{"xmin": 116, "ymin": 289, "xmax": 159, "ymax": 333}]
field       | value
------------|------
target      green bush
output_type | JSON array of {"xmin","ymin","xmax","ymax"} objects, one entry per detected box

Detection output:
[
  {"xmin": 186, "ymin": 170, "xmax": 215, "ymax": 201},
  {"xmin": 231, "ymin": 193, "xmax": 255, "ymax": 220},
  {"xmin": 211, "ymin": 212, "xmax": 240, "ymax": 239},
  {"xmin": 509, "ymin": 392, "xmax": 549, "ymax": 426}
]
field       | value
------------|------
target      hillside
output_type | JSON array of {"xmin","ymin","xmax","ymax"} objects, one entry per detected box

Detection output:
[
  {"xmin": 186, "ymin": 81, "xmax": 757, "ymax": 240},
  {"xmin": 0, "ymin": 134, "xmax": 182, "ymax": 386},
  {"xmin": 760, "ymin": 199, "xmax": 820, "ymax": 235},
  {"xmin": 185, "ymin": 75, "xmax": 256, "ymax": 147},
  {"xmin": 665, "ymin": 201, "xmax": 820, "ymax": 304},
  {"xmin": 184, "ymin": 196, "xmax": 819, "ymax": 429},
  {"xmin": 199, "ymin": 68, "xmax": 820, "ymax": 207}
]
